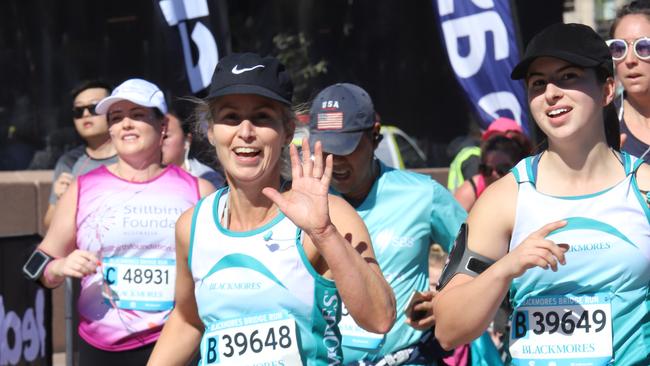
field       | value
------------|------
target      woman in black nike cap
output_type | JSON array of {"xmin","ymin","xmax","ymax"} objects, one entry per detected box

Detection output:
[
  {"xmin": 149, "ymin": 53, "xmax": 395, "ymax": 366},
  {"xmin": 434, "ymin": 23, "xmax": 650, "ymax": 365}
]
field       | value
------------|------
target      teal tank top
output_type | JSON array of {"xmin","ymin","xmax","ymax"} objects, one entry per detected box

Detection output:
[
  {"xmin": 508, "ymin": 153, "xmax": 650, "ymax": 365},
  {"xmin": 190, "ymin": 188, "xmax": 343, "ymax": 366}
]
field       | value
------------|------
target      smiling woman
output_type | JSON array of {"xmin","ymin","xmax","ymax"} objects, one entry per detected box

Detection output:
[
  {"xmin": 433, "ymin": 23, "xmax": 650, "ymax": 365},
  {"xmin": 148, "ymin": 53, "xmax": 396, "ymax": 366},
  {"xmin": 25, "ymin": 78, "xmax": 215, "ymax": 366}
]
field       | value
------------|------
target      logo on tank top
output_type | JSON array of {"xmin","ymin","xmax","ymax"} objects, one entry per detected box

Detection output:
[
  {"xmin": 320, "ymin": 291, "xmax": 342, "ymax": 365},
  {"xmin": 122, "ymin": 205, "xmax": 184, "ymax": 231},
  {"xmin": 200, "ymin": 254, "xmax": 288, "ymax": 294},
  {"xmin": 207, "ymin": 282, "xmax": 262, "ymax": 291},
  {"xmin": 78, "ymin": 204, "xmax": 118, "ymax": 249},
  {"xmin": 374, "ymin": 229, "xmax": 415, "ymax": 255},
  {"xmin": 567, "ymin": 242, "xmax": 612, "ymax": 253},
  {"xmin": 546, "ymin": 217, "xmax": 637, "ymax": 255}
]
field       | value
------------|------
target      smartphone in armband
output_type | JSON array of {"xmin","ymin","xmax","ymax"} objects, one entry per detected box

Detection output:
[{"xmin": 23, "ymin": 249, "xmax": 53, "ymax": 281}]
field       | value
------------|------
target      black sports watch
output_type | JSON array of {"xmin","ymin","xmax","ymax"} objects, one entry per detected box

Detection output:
[{"xmin": 22, "ymin": 249, "xmax": 54, "ymax": 281}]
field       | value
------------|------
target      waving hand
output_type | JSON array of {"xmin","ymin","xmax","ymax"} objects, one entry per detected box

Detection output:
[{"xmin": 262, "ymin": 138, "xmax": 333, "ymax": 236}]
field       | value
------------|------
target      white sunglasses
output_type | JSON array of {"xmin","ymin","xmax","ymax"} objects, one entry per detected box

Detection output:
[{"xmin": 606, "ymin": 37, "xmax": 650, "ymax": 61}]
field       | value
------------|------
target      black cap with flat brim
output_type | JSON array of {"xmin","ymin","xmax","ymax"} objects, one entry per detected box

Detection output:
[
  {"xmin": 511, "ymin": 23, "xmax": 613, "ymax": 80},
  {"xmin": 207, "ymin": 53, "xmax": 293, "ymax": 105}
]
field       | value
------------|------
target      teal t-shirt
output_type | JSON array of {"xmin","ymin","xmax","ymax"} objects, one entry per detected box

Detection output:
[{"xmin": 336, "ymin": 161, "xmax": 466, "ymax": 363}]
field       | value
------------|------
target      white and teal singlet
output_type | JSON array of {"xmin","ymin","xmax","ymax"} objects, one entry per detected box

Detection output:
[
  {"xmin": 190, "ymin": 188, "xmax": 343, "ymax": 366},
  {"xmin": 336, "ymin": 162, "xmax": 467, "ymax": 363},
  {"xmin": 508, "ymin": 152, "xmax": 650, "ymax": 366}
]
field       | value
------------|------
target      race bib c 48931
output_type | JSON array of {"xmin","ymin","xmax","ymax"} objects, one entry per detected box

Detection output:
[
  {"xmin": 102, "ymin": 257, "xmax": 176, "ymax": 311},
  {"xmin": 509, "ymin": 293, "xmax": 613, "ymax": 366},
  {"xmin": 200, "ymin": 312, "xmax": 303, "ymax": 366}
]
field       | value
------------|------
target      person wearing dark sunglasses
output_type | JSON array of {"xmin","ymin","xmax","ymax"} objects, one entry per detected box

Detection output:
[
  {"xmin": 453, "ymin": 134, "xmax": 530, "ymax": 212},
  {"xmin": 43, "ymin": 80, "xmax": 118, "ymax": 229},
  {"xmin": 609, "ymin": 0, "xmax": 650, "ymax": 163}
]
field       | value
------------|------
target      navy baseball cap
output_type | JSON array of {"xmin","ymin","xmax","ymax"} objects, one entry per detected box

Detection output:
[
  {"xmin": 308, "ymin": 83, "xmax": 375, "ymax": 156},
  {"xmin": 511, "ymin": 23, "xmax": 613, "ymax": 80},
  {"xmin": 207, "ymin": 53, "xmax": 293, "ymax": 105}
]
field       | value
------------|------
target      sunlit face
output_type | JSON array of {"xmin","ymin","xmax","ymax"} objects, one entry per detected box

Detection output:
[
  {"xmin": 329, "ymin": 130, "xmax": 377, "ymax": 203},
  {"xmin": 107, "ymin": 100, "xmax": 166, "ymax": 159},
  {"xmin": 73, "ymin": 87, "xmax": 110, "ymax": 140},
  {"xmin": 162, "ymin": 113, "xmax": 188, "ymax": 166},
  {"xmin": 612, "ymin": 14, "xmax": 650, "ymax": 96},
  {"xmin": 208, "ymin": 94, "xmax": 292, "ymax": 184},
  {"xmin": 526, "ymin": 57, "xmax": 614, "ymax": 144}
]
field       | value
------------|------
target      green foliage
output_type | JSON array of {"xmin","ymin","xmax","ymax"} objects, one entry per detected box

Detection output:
[{"xmin": 273, "ymin": 33, "xmax": 327, "ymax": 103}]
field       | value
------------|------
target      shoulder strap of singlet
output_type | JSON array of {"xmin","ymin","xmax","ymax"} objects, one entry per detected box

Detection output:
[
  {"xmin": 511, "ymin": 154, "xmax": 542, "ymax": 186},
  {"xmin": 475, "ymin": 174, "xmax": 487, "ymax": 197},
  {"xmin": 626, "ymin": 151, "xmax": 645, "ymax": 176},
  {"xmin": 468, "ymin": 177, "xmax": 478, "ymax": 198}
]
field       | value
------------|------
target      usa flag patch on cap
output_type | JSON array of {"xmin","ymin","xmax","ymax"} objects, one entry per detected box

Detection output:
[{"xmin": 317, "ymin": 112, "xmax": 343, "ymax": 130}]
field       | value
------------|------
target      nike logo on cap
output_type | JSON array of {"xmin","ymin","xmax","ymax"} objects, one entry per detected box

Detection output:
[{"xmin": 231, "ymin": 65, "xmax": 265, "ymax": 74}]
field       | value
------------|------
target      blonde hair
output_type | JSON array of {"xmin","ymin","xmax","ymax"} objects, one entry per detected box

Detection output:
[{"xmin": 429, "ymin": 244, "xmax": 448, "ymax": 269}]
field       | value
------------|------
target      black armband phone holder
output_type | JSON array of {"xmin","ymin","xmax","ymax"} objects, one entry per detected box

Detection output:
[
  {"xmin": 437, "ymin": 223, "xmax": 495, "ymax": 290},
  {"xmin": 22, "ymin": 249, "xmax": 53, "ymax": 281}
]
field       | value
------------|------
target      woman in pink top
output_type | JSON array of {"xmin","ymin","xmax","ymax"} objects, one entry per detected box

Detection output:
[
  {"xmin": 33, "ymin": 79, "xmax": 214, "ymax": 365},
  {"xmin": 454, "ymin": 134, "xmax": 531, "ymax": 212}
]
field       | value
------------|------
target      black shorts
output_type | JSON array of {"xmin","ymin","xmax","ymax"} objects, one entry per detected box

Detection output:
[{"xmin": 78, "ymin": 337, "xmax": 155, "ymax": 366}]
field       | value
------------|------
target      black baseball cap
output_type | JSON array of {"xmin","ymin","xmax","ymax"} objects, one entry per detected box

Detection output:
[
  {"xmin": 207, "ymin": 53, "xmax": 293, "ymax": 105},
  {"xmin": 308, "ymin": 83, "xmax": 375, "ymax": 156},
  {"xmin": 511, "ymin": 23, "xmax": 613, "ymax": 80}
]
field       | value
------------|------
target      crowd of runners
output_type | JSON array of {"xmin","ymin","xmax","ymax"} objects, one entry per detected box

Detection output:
[{"xmin": 21, "ymin": 1, "xmax": 650, "ymax": 365}]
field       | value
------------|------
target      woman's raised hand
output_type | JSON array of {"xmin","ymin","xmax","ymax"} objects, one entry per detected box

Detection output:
[
  {"xmin": 498, "ymin": 220, "xmax": 570, "ymax": 280},
  {"xmin": 262, "ymin": 138, "xmax": 333, "ymax": 236}
]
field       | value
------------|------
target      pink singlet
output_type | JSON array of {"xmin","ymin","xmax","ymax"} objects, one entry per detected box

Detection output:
[{"xmin": 75, "ymin": 165, "xmax": 199, "ymax": 351}]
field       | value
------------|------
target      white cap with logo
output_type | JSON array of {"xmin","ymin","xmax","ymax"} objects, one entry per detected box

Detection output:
[{"xmin": 95, "ymin": 78, "xmax": 168, "ymax": 114}]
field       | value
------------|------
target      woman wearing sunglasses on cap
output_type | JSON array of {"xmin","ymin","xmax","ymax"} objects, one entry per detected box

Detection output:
[
  {"xmin": 433, "ymin": 23, "xmax": 650, "ymax": 365},
  {"xmin": 453, "ymin": 134, "xmax": 530, "ymax": 212},
  {"xmin": 28, "ymin": 79, "xmax": 215, "ymax": 365},
  {"xmin": 609, "ymin": 0, "xmax": 650, "ymax": 163},
  {"xmin": 148, "ymin": 53, "xmax": 395, "ymax": 366}
]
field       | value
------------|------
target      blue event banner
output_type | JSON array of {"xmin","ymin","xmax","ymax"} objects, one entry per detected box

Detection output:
[{"xmin": 434, "ymin": 0, "xmax": 528, "ymax": 134}]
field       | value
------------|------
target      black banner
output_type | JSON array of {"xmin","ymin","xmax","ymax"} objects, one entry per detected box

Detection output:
[
  {"xmin": 152, "ymin": 0, "xmax": 232, "ymax": 99},
  {"xmin": 0, "ymin": 236, "xmax": 52, "ymax": 366}
]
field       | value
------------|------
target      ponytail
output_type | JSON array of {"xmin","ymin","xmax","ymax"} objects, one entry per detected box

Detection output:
[
  {"xmin": 604, "ymin": 102, "xmax": 621, "ymax": 150},
  {"xmin": 595, "ymin": 67, "xmax": 620, "ymax": 150}
]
